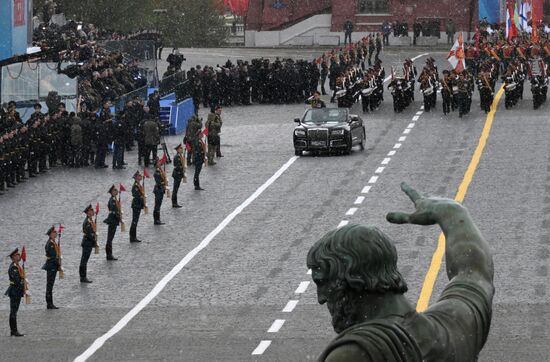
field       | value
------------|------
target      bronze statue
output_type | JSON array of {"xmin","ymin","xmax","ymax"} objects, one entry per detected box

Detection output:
[{"xmin": 307, "ymin": 182, "xmax": 494, "ymax": 361}]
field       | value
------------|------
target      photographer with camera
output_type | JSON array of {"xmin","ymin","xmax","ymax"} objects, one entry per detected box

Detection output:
[{"xmin": 167, "ymin": 48, "xmax": 186, "ymax": 71}]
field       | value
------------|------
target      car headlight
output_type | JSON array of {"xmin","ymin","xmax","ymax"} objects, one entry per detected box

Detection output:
[
  {"xmin": 294, "ymin": 129, "xmax": 306, "ymax": 137},
  {"xmin": 331, "ymin": 129, "xmax": 345, "ymax": 136}
]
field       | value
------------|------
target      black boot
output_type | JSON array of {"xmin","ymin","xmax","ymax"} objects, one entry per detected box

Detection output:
[
  {"xmin": 10, "ymin": 318, "xmax": 23, "ymax": 337},
  {"xmin": 153, "ymin": 212, "xmax": 165, "ymax": 225},
  {"xmin": 129, "ymin": 226, "xmax": 141, "ymax": 242},
  {"xmin": 46, "ymin": 294, "xmax": 59, "ymax": 309},
  {"xmin": 106, "ymin": 245, "xmax": 118, "ymax": 261},
  {"xmin": 79, "ymin": 266, "xmax": 92, "ymax": 283},
  {"xmin": 172, "ymin": 197, "xmax": 182, "ymax": 208}
]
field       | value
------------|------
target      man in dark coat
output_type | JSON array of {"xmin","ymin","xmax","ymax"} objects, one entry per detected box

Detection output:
[
  {"xmin": 42, "ymin": 226, "xmax": 60, "ymax": 309},
  {"xmin": 171, "ymin": 144, "xmax": 186, "ymax": 208},
  {"xmin": 343, "ymin": 19, "xmax": 354, "ymax": 45},
  {"xmin": 130, "ymin": 172, "xmax": 145, "ymax": 243},
  {"xmin": 142, "ymin": 111, "xmax": 160, "ymax": 167},
  {"xmin": 5, "ymin": 249, "xmax": 25, "ymax": 336},
  {"xmin": 80, "ymin": 205, "xmax": 96, "ymax": 283},
  {"xmin": 103, "ymin": 185, "xmax": 121, "ymax": 260}
]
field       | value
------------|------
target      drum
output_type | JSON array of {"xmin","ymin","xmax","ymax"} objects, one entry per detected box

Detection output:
[
  {"xmin": 452, "ymin": 86, "xmax": 459, "ymax": 94},
  {"xmin": 362, "ymin": 88, "xmax": 375, "ymax": 96},
  {"xmin": 336, "ymin": 90, "xmax": 347, "ymax": 98},
  {"xmin": 505, "ymin": 83, "xmax": 517, "ymax": 91},
  {"xmin": 423, "ymin": 88, "xmax": 434, "ymax": 96}
]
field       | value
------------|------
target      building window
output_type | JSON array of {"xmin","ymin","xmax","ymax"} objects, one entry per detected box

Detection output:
[{"xmin": 357, "ymin": 0, "xmax": 390, "ymax": 14}]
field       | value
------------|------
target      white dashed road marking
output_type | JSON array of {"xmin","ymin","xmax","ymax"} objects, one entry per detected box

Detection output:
[
  {"xmin": 252, "ymin": 341, "xmax": 272, "ymax": 355},
  {"xmin": 282, "ymin": 300, "xmax": 299, "ymax": 313},
  {"xmin": 354, "ymin": 196, "xmax": 366, "ymax": 204},
  {"xmin": 337, "ymin": 220, "xmax": 349, "ymax": 228},
  {"xmin": 295, "ymin": 281, "xmax": 310, "ymax": 294},
  {"xmin": 346, "ymin": 207, "xmax": 358, "ymax": 215},
  {"xmin": 267, "ymin": 320, "xmax": 286, "ymax": 333}
]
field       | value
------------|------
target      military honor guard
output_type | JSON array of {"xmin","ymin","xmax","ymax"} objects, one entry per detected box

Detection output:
[
  {"xmin": 172, "ymin": 144, "xmax": 187, "ymax": 208},
  {"xmin": 5, "ymin": 249, "xmax": 26, "ymax": 336},
  {"xmin": 205, "ymin": 105, "xmax": 223, "ymax": 165},
  {"xmin": 43, "ymin": 226, "xmax": 61, "ymax": 309},
  {"xmin": 103, "ymin": 185, "xmax": 122, "ymax": 260},
  {"xmin": 80, "ymin": 205, "xmax": 97, "ymax": 283},
  {"xmin": 130, "ymin": 171, "xmax": 145, "ymax": 242},
  {"xmin": 193, "ymin": 136, "xmax": 207, "ymax": 191},
  {"xmin": 153, "ymin": 158, "xmax": 168, "ymax": 225}
]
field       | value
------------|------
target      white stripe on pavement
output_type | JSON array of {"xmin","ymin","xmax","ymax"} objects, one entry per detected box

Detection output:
[
  {"xmin": 252, "ymin": 341, "xmax": 272, "ymax": 355},
  {"xmin": 361, "ymin": 186, "xmax": 372, "ymax": 193},
  {"xmin": 283, "ymin": 300, "xmax": 299, "ymax": 312},
  {"xmin": 346, "ymin": 207, "xmax": 358, "ymax": 216},
  {"xmin": 74, "ymin": 156, "xmax": 300, "ymax": 362},
  {"xmin": 337, "ymin": 220, "xmax": 349, "ymax": 228},
  {"xmin": 354, "ymin": 196, "xmax": 365, "ymax": 204},
  {"xmin": 267, "ymin": 320, "xmax": 286, "ymax": 333},
  {"xmin": 295, "ymin": 281, "xmax": 310, "ymax": 294}
]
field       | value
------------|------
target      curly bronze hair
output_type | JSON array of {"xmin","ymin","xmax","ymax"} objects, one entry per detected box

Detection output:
[{"xmin": 307, "ymin": 224, "xmax": 407, "ymax": 294}]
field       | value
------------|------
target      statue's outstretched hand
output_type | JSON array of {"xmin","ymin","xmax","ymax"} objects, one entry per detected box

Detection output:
[{"xmin": 386, "ymin": 182, "xmax": 460, "ymax": 226}]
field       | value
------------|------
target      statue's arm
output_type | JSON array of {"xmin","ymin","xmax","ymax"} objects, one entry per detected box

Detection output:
[
  {"xmin": 387, "ymin": 182, "xmax": 494, "ymax": 296},
  {"xmin": 437, "ymin": 203, "xmax": 494, "ymax": 293}
]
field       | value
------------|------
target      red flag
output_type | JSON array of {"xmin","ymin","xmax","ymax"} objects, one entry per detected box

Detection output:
[
  {"xmin": 20, "ymin": 246, "xmax": 26, "ymax": 263},
  {"xmin": 143, "ymin": 168, "xmax": 150, "ymax": 178},
  {"xmin": 202, "ymin": 128, "xmax": 209, "ymax": 137},
  {"xmin": 532, "ymin": 2, "xmax": 539, "ymax": 43},
  {"xmin": 119, "ymin": 183, "xmax": 127, "ymax": 192},
  {"xmin": 160, "ymin": 153, "xmax": 167, "ymax": 166},
  {"xmin": 95, "ymin": 202, "xmax": 100, "ymax": 215},
  {"xmin": 58, "ymin": 224, "xmax": 65, "ymax": 234},
  {"xmin": 474, "ymin": 26, "xmax": 480, "ymax": 50},
  {"xmin": 185, "ymin": 143, "xmax": 191, "ymax": 152}
]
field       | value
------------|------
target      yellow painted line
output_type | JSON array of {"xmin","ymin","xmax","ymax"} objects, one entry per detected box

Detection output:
[{"xmin": 416, "ymin": 85, "xmax": 505, "ymax": 312}]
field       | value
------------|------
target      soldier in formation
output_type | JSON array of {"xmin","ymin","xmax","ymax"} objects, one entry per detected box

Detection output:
[
  {"xmin": 5, "ymin": 249, "xmax": 25, "ymax": 337},
  {"xmin": 103, "ymin": 185, "xmax": 122, "ymax": 260},
  {"xmin": 205, "ymin": 106, "xmax": 223, "ymax": 165},
  {"xmin": 171, "ymin": 144, "xmax": 186, "ymax": 208},
  {"xmin": 80, "ymin": 205, "xmax": 97, "ymax": 283},
  {"xmin": 43, "ymin": 226, "xmax": 61, "ymax": 309}
]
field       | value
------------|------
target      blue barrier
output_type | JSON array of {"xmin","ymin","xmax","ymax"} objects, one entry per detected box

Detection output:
[{"xmin": 172, "ymin": 98, "xmax": 195, "ymax": 135}]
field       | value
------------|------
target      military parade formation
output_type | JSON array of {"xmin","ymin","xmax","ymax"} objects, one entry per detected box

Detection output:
[{"xmin": 3, "ymin": 21, "xmax": 550, "ymax": 339}]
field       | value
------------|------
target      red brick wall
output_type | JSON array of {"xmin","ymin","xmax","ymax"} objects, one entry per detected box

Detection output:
[
  {"xmin": 331, "ymin": 0, "xmax": 474, "ymax": 32},
  {"xmin": 246, "ymin": 0, "xmax": 331, "ymax": 30},
  {"xmin": 246, "ymin": 0, "xmax": 474, "ymax": 32}
]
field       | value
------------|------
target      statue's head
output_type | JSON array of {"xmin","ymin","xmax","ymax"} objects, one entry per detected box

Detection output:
[{"xmin": 307, "ymin": 224, "xmax": 407, "ymax": 333}]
